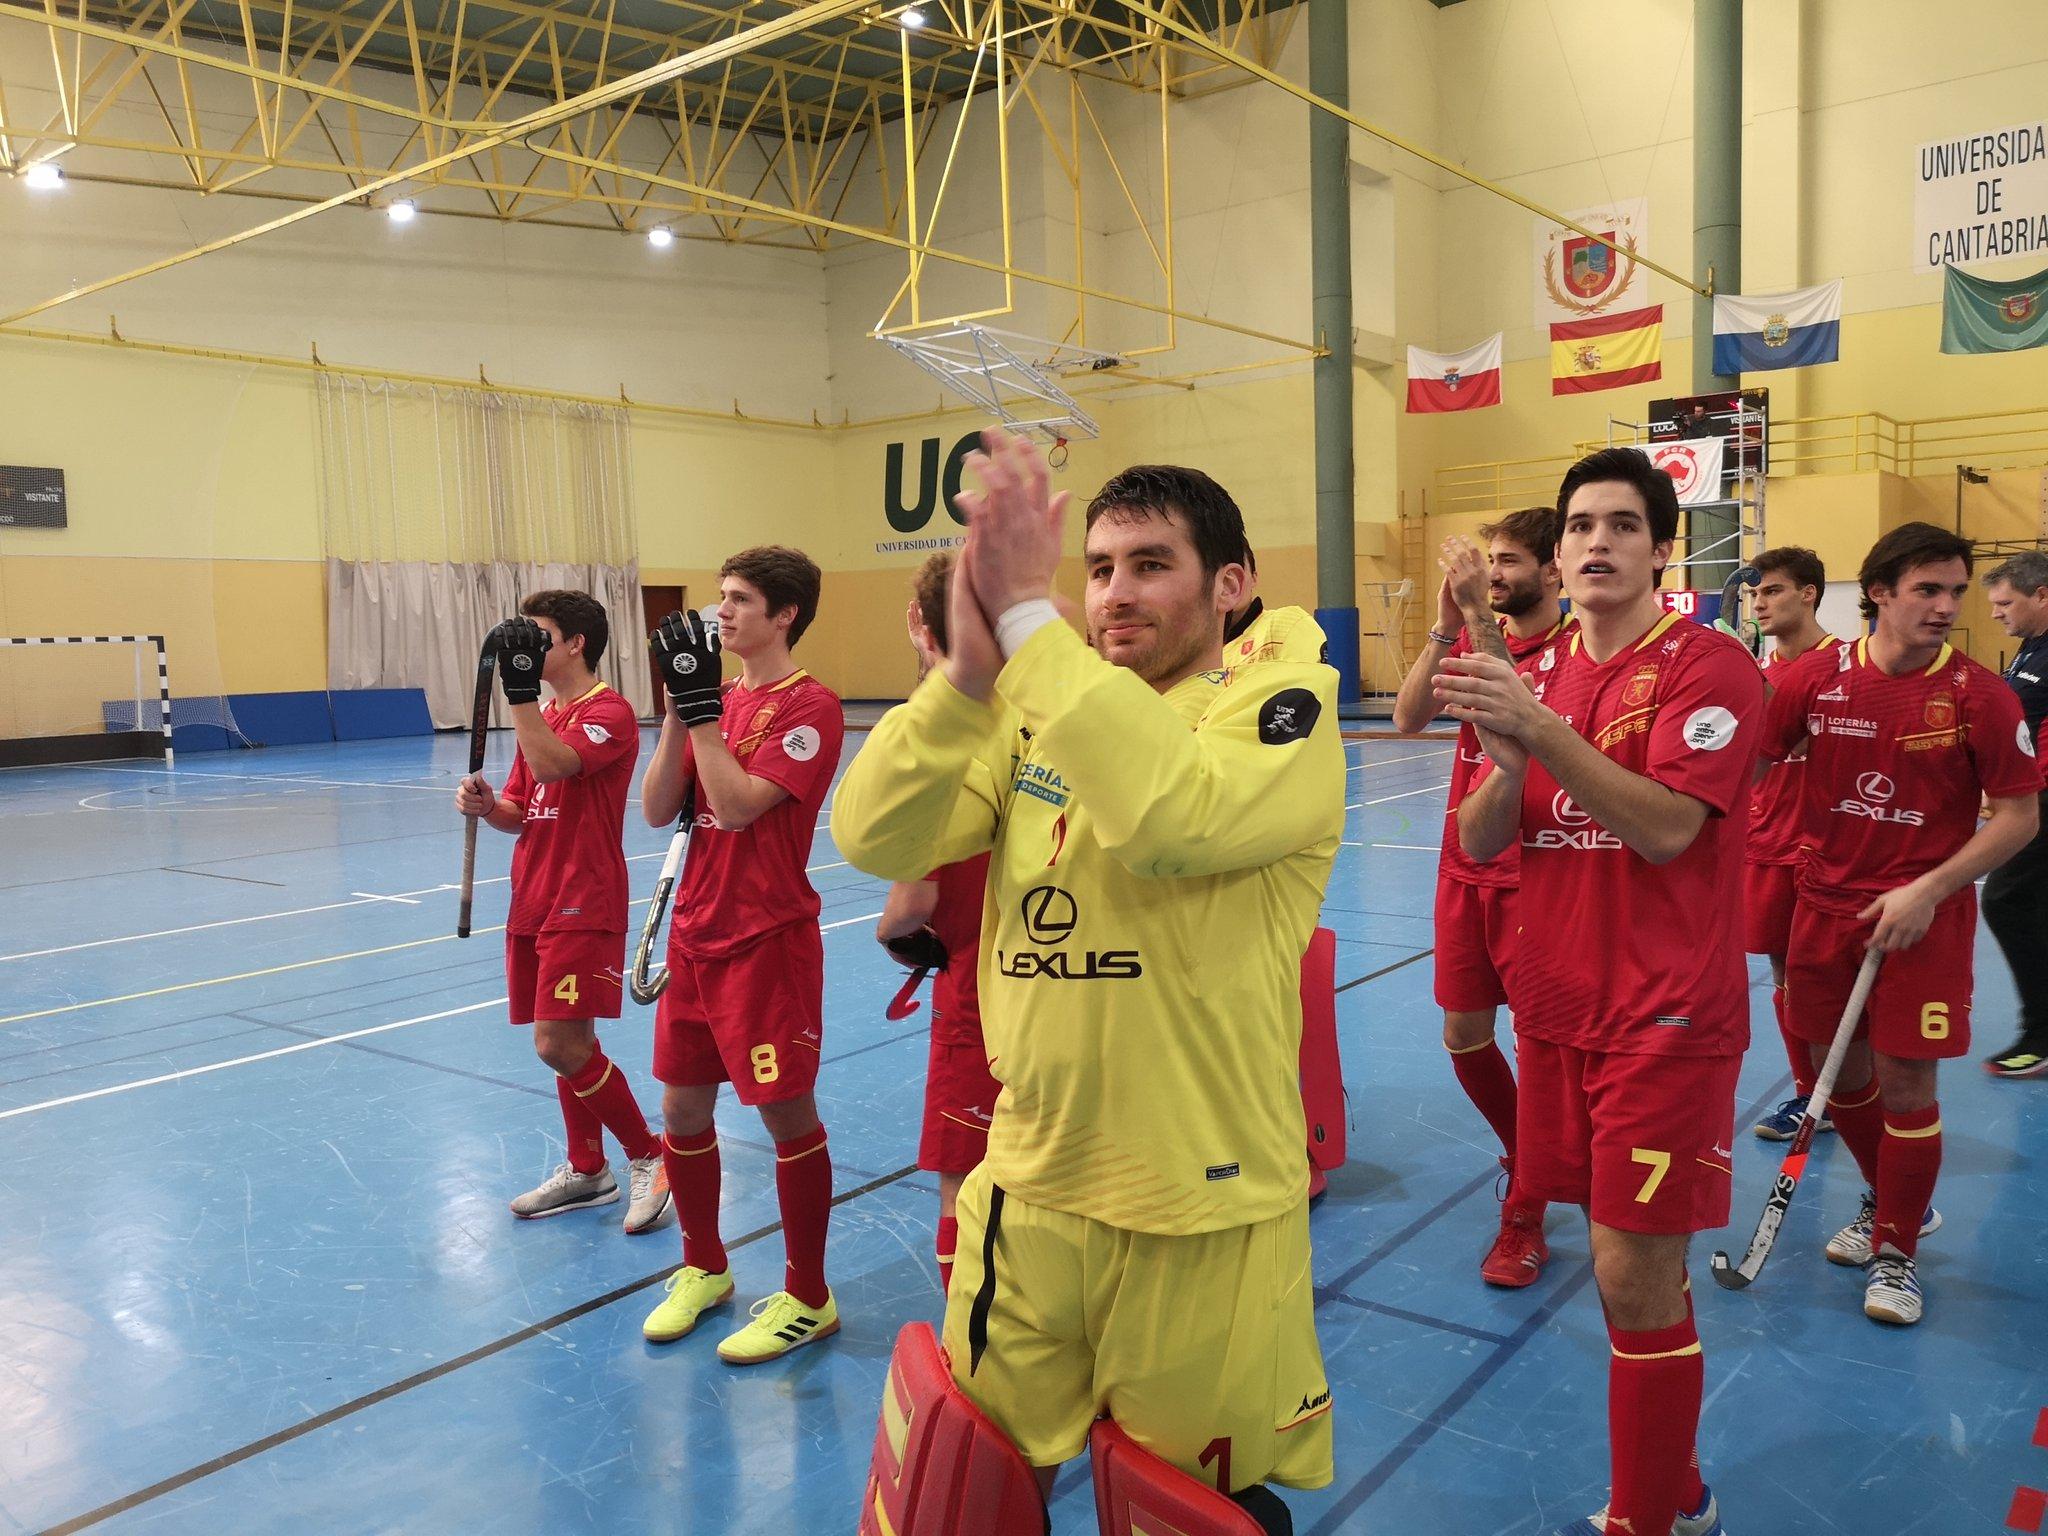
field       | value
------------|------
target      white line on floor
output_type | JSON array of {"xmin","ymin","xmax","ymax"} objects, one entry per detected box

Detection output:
[
  {"xmin": 1343, "ymin": 842, "xmax": 1441, "ymax": 851},
  {"xmin": 0, "ymin": 1000, "xmax": 505, "ymax": 1122},
  {"xmin": 1344, "ymin": 748, "xmax": 1452, "ymax": 773},
  {"xmin": 2, "ymin": 855, "xmax": 864, "ymax": 962},
  {"xmin": 74, "ymin": 764, "xmax": 455, "ymax": 793},
  {"xmin": 1345, "ymin": 782, "xmax": 1451, "ymax": 810}
]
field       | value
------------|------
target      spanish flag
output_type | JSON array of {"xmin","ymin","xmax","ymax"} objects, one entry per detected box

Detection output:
[{"xmin": 1550, "ymin": 304, "xmax": 1662, "ymax": 395}]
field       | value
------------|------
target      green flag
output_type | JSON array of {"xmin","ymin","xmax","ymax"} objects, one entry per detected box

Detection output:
[{"xmin": 1941, "ymin": 262, "xmax": 2048, "ymax": 354}]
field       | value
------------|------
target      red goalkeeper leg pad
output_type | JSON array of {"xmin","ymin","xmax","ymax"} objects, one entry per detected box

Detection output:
[
  {"xmin": 1299, "ymin": 926, "xmax": 1346, "ymax": 1172},
  {"xmin": 1090, "ymin": 1419, "xmax": 1271, "ymax": 1536},
  {"xmin": 861, "ymin": 1322, "xmax": 1044, "ymax": 1536}
]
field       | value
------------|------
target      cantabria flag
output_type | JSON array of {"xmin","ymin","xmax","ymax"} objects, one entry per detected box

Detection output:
[
  {"xmin": 1712, "ymin": 280, "xmax": 1842, "ymax": 373},
  {"xmin": 1550, "ymin": 306, "xmax": 1662, "ymax": 395},
  {"xmin": 1941, "ymin": 262, "xmax": 2048, "ymax": 353},
  {"xmin": 1406, "ymin": 334, "xmax": 1503, "ymax": 413}
]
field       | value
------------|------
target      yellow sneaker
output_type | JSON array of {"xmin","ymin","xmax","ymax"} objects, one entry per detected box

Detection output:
[
  {"xmin": 715, "ymin": 1288, "xmax": 839, "ymax": 1366},
  {"xmin": 641, "ymin": 1265, "xmax": 734, "ymax": 1343}
]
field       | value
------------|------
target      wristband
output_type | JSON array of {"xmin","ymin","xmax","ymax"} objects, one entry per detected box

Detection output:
[
  {"xmin": 996, "ymin": 597, "xmax": 1062, "ymax": 658},
  {"xmin": 1427, "ymin": 628, "xmax": 1458, "ymax": 647}
]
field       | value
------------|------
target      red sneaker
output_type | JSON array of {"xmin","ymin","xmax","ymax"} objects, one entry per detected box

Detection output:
[{"xmin": 1480, "ymin": 1204, "xmax": 1548, "ymax": 1288}]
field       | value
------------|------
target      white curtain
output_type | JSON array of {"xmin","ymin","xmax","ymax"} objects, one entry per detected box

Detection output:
[{"xmin": 315, "ymin": 374, "xmax": 650, "ymax": 727}]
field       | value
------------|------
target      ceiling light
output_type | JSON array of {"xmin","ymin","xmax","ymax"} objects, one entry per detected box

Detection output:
[
  {"xmin": 647, "ymin": 225, "xmax": 675, "ymax": 248},
  {"xmin": 23, "ymin": 163, "xmax": 65, "ymax": 190},
  {"xmin": 899, "ymin": 7, "xmax": 927, "ymax": 29},
  {"xmin": 387, "ymin": 197, "xmax": 417, "ymax": 224}
]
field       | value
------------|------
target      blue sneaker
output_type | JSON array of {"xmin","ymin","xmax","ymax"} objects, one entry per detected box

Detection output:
[
  {"xmin": 1559, "ymin": 1484, "xmax": 1724, "ymax": 1534},
  {"xmin": 1752, "ymin": 1093, "xmax": 1833, "ymax": 1141}
]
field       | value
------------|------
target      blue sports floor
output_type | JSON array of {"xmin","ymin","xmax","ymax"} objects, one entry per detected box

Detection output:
[{"xmin": 2, "ymin": 728, "xmax": 2044, "ymax": 1535}]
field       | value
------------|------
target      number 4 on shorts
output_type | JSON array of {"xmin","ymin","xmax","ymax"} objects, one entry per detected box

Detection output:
[{"xmin": 553, "ymin": 974, "xmax": 580, "ymax": 1008}]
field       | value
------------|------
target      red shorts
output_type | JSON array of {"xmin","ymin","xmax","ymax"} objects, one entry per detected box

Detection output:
[
  {"xmin": 1514, "ymin": 1037, "xmax": 1740, "ymax": 1235},
  {"xmin": 919, "ymin": 1034, "xmax": 1000, "ymax": 1175},
  {"xmin": 1785, "ymin": 895, "xmax": 1975, "ymax": 1060},
  {"xmin": 1433, "ymin": 877, "xmax": 1518, "ymax": 1012},
  {"xmin": 1743, "ymin": 861, "xmax": 1799, "ymax": 957},
  {"xmin": 505, "ymin": 929, "xmax": 624, "ymax": 1025},
  {"xmin": 653, "ymin": 922, "xmax": 825, "ymax": 1105}
]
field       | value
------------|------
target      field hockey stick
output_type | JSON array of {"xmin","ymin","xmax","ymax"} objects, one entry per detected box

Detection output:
[
  {"xmin": 630, "ymin": 806, "xmax": 690, "ymax": 1005},
  {"xmin": 456, "ymin": 636, "xmax": 498, "ymax": 939},
  {"xmin": 1716, "ymin": 562, "xmax": 1761, "ymax": 654},
  {"xmin": 1712, "ymin": 946, "xmax": 1883, "ymax": 1290},
  {"xmin": 885, "ymin": 968, "xmax": 932, "ymax": 1021},
  {"xmin": 630, "ymin": 609, "xmax": 720, "ymax": 1002}
]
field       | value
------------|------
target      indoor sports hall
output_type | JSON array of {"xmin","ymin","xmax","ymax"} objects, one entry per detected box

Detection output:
[{"xmin": 3, "ymin": 3, "xmax": 2047, "ymax": 1534}]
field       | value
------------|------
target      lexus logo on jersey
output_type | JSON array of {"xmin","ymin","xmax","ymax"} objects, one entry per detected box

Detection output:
[
  {"xmin": 1856, "ymin": 771, "xmax": 1896, "ymax": 803},
  {"xmin": 782, "ymin": 725, "xmax": 820, "ymax": 762},
  {"xmin": 1552, "ymin": 790, "xmax": 1592, "ymax": 826},
  {"xmin": 1020, "ymin": 886, "xmax": 1078, "ymax": 945}
]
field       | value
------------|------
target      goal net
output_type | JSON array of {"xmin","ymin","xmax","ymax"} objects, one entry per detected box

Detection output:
[{"xmin": 0, "ymin": 635, "xmax": 214, "ymax": 768}]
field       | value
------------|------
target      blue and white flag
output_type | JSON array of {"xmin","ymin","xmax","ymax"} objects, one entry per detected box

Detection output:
[{"xmin": 1711, "ymin": 279, "xmax": 1842, "ymax": 373}]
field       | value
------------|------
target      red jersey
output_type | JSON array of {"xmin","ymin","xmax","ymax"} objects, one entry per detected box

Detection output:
[
  {"xmin": 926, "ymin": 853, "xmax": 990, "ymax": 1048},
  {"xmin": 1499, "ymin": 612, "xmax": 1763, "ymax": 1057},
  {"xmin": 672, "ymin": 669, "xmax": 845, "ymax": 959},
  {"xmin": 1760, "ymin": 637, "xmax": 2043, "ymax": 919},
  {"xmin": 1747, "ymin": 634, "xmax": 1842, "ymax": 866},
  {"xmin": 1440, "ymin": 616, "xmax": 1573, "ymax": 889},
  {"xmin": 503, "ymin": 684, "xmax": 639, "ymax": 935}
]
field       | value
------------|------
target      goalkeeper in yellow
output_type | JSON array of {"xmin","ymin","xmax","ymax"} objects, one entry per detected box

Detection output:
[{"xmin": 837, "ymin": 430, "xmax": 1344, "ymax": 1530}]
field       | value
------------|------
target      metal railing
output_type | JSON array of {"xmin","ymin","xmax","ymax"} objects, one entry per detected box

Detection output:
[{"xmin": 1434, "ymin": 405, "xmax": 2048, "ymax": 515}]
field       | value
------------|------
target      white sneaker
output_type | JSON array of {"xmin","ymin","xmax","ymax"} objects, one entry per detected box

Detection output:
[
  {"xmin": 624, "ymin": 1155, "xmax": 672, "ymax": 1234},
  {"xmin": 1864, "ymin": 1251, "xmax": 1923, "ymax": 1326},
  {"xmin": 1824, "ymin": 1189, "xmax": 1942, "ymax": 1267},
  {"xmin": 1570, "ymin": 1484, "xmax": 1724, "ymax": 1534},
  {"xmin": 510, "ymin": 1161, "xmax": 618, "ymax": 1219}
]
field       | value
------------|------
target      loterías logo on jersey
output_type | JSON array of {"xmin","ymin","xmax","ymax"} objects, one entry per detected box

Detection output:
[{"xmin": 995, "ymin": 886, "xmax": 1142, "ymax": 980}]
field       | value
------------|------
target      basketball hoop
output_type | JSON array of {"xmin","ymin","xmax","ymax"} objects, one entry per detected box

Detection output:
[{"xmin": 876, "ymin": 324, "xmax": 1121, "ymax": 454}]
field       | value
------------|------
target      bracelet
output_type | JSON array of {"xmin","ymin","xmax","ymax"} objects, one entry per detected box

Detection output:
[{"xmin": 1426, "ymin": 628, "xmax": 1458, "ymax": 647}]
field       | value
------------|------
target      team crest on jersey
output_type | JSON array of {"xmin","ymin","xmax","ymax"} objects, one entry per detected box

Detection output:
[
  {"xmin": 1622, "ymin": 663, "xmax": 1659, "ymax": 708},
  {"xmin": 1924, "ymin": 693, "xmax": 1955, "ymax": 730}
]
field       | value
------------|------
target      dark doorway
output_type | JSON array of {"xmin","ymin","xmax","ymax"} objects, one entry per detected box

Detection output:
[{"xmin": 641, "ymin": 584, "xmax": 686, "ymax": 719}]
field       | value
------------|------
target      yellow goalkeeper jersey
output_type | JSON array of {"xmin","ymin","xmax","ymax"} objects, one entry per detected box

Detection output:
[{"xmin": 835, "ymin": 619, "xmax": 1345, "ymax": 1235}]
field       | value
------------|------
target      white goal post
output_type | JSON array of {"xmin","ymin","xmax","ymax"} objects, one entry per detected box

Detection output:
[{"xmin": 0, "ymin": 635, "xmax": 176, "ymax": 766}]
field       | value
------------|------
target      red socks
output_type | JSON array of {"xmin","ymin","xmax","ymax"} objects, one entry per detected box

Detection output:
[
  {"xmin": 1773, "ymin": 984, "xmax": 1814, "ymax": 1096},
  {"xmin": 561, "ymin": 1043, "xmax": 660, "ymax": 1164},
  {"xmin": 776, "ymin": 1126, "xmax": 834, "ymax": 1308},
  {"xmin": 1606, "ymin": 1316, "xmax": 1704, "ymax": 1536},
  {"xmin": 1449, "ymin": 1040, "xmax": 1519, "ymax": 1158},
  {"xmin": 1828, "ymin": 1078, "xmax": 1885, "ymax": 1186},
  {"xmin": 556, "ymin": 1078, "xmax": 606, "ymax": 1174},
  {"xmin": 936, "ymin": 1215, "xmax": 959, "ymax": 1291},
  {"xmin": 663, "ymin": 1127, "xmax": 728, "ymax": 1275},
  {"xmin": 1875, "ymin": 1102, "xmax": 1942, "ymax": 1257}
]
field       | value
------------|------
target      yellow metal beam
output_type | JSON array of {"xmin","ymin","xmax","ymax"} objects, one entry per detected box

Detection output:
[
  {"xmin": 1114, "ymin": 0, "xmax": 1710, "ymax": 298},
  {"xmin": 0, "ymin": 0, "xmax": 881, "ymax": 326}
]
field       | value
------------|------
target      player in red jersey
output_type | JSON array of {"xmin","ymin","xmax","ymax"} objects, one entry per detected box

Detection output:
[
  {"xmin": 1760, "ymin": 522, "xmax": 2041, "ymax": 1327},
  {"xmin": 1436, "ymin": 448, "xmax": 1762, "ymax": 1536},
  {"xmin": 635, "ymin": 546, "xmax": 848, "ymax": 1365},
  {"xmin": 1391, "ymin": 507, "xmax": 1567, "ymax": 1288},
  {"xmin": 452, "ymin": 590, "xmax": 670, "ymax": 1234},
  {"xmin": 1743, "ymin": 547, "xmax": 1844, "ymax": 1142},
  {"xmin": 876, "ymin": 551, "xmax": 998, "ymax": 1293}
]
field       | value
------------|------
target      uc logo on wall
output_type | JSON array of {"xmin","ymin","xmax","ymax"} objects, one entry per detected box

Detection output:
[{"xmin": 883, "ymin": 432, "xmax": 983, "ymax": 532}]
